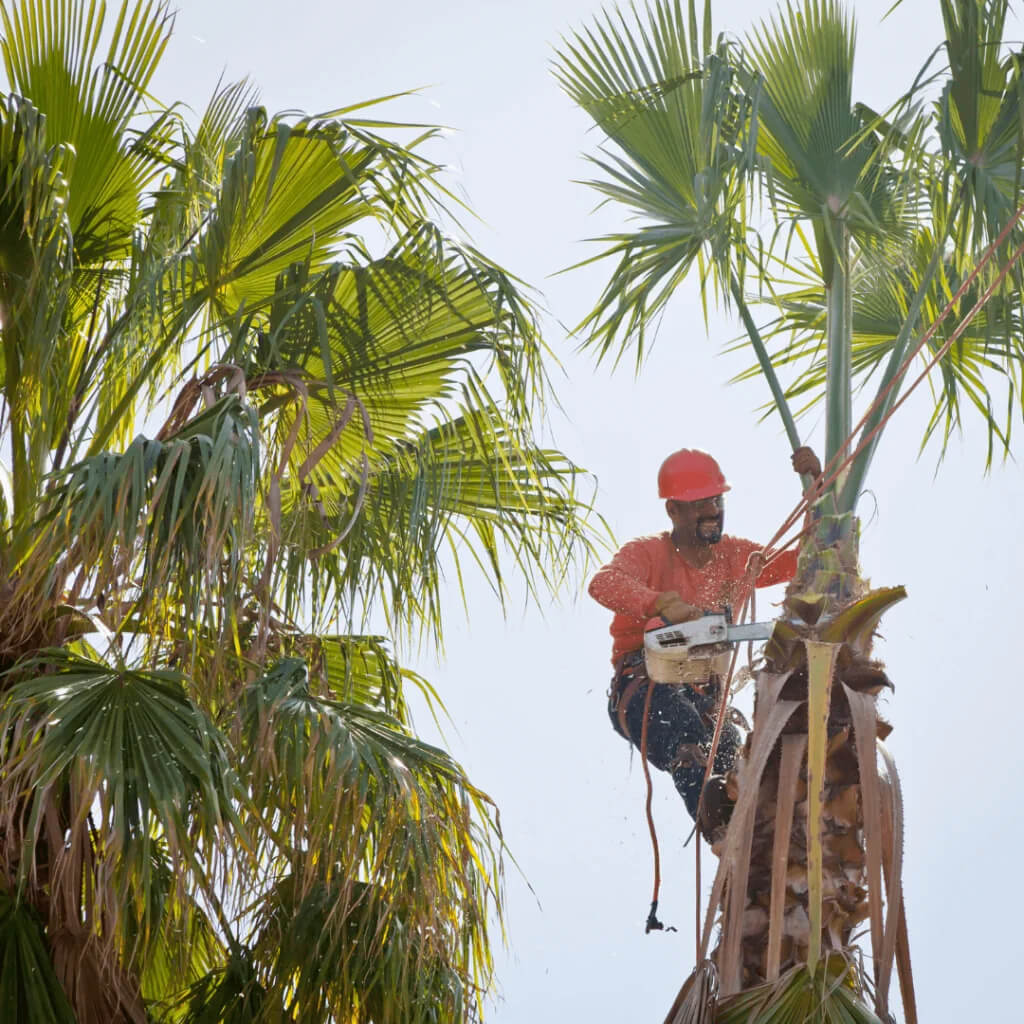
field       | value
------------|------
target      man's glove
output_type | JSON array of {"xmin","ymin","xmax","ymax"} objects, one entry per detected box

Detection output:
[{"xmin": 652, "ymin": 590, "xmax": 702, "ymax": 624}]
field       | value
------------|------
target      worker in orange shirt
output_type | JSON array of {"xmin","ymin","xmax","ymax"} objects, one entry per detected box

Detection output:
[{"xmin": 589, "ymin": 447, "xmax": 821, "ymax": 837}]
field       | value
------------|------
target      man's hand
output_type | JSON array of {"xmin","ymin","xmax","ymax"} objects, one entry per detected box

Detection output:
[
  {"xmin": 652, "ymin": 590, "xmax": 702, "ymax": 624},
  {"xmin": 791, "ymin": 446, "xmax": 822, "ymax": 479},
  {"xmin": 745, "ymin": 550, "xmax": 766, "ymax": 578}
]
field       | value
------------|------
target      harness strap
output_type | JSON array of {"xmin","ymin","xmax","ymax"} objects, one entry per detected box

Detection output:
[{"xmin": 615, "ymin": 675, "xmax": 645, "ymax": 738}]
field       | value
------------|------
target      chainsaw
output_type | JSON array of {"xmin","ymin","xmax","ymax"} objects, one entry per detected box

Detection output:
[{"xmin": 642, "ymin": 610, "xmax": 774, "ymax": 684}]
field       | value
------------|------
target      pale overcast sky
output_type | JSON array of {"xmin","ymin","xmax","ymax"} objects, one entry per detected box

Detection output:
[{"xmin": 151, "ymin": 2, "xmax": 1023, "ymax": 1021}]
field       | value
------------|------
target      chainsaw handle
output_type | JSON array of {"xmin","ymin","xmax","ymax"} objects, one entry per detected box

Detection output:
[{"xmin": 649, "ymin": 606, "xmax": 724, "ymax": 630}]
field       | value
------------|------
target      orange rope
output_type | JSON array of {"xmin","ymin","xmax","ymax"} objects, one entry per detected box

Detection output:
[
  {"xmin": 695, "ymin": 817, "xmax": 702, "ymax": 954},
  {"xmin": 691, "ymin": 562, "xmax": 757, "ymax": 950},
  {"xmin": 640, "ymin": 676, "xmax": 674, "ymax": 933}
]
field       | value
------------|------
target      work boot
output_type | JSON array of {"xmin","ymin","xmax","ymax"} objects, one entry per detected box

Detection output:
[{"xmin": 697, "ymin": 774, "xmax": 734, "ymax": 850}]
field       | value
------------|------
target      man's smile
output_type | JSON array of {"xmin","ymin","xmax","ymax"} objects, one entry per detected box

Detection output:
[{"xmin": 696, "ymin": 515, "xmax": 723, "ymax": 542}]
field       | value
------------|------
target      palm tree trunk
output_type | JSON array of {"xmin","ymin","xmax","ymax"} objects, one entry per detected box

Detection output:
[{"xmin": 698, "ymin": 579, "xmax": 914, "ymax": 1023}]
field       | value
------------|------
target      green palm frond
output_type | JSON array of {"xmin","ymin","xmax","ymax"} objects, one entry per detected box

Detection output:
[
  {"xmin": 160, "ymin": 947, "xmax": 271, "ymax": 1024},
  {"xmin": 0, "ymin": 0, "xmax": 174, "ymax": 264},
  {"xmin": 0, "ymin": 652, "xmax": 239, "ymax": 940},
  {"xmin": 0, "ymin": 889, "xmax": 76, "ymax": 1023},
  {"xmin": 77, "ymin": 105, "xmax": 444, "ymax": 465},
  {"xmin": 233, "ymin": 658, "xmax": 499, "ymax": 1019},
  {"xmin": 246, "ymin": 224, "xmax": 531, "ymax": 470},
  {"xmin": 743, "ymin": 0, "xmax": 912, "ymax": 275},
  {"xmin": 198, "ymin": 107, "xmax": 437, "ymax": 314},
  {"xmin": 554, "ymin": 0, "xmax": 755, "ymax": 364},
  {"xmin": 936, "ymin": 0, "xmax": 1024, "ymax": 256},
  {"xmin": 279, "ymin": 402, "xmax": 595, "ymax": 639},
  {"xmin": 716, "ymin": 957, "xmax": 883, "ymax": 1023}
]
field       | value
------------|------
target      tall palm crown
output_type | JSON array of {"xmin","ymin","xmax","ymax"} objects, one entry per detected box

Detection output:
[
  {"xmin": 557, "ymin": 0, "xmax": 1024, "ymax": 1021},
  {"xmin": 0, "ymin": 1, "xmax": 595, "ymax": 1020},
  {"xmin": 557, "ymin": 0, "xmax": 1024, "ymax": 500}
]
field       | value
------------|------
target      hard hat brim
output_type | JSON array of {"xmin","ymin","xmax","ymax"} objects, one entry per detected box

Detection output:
[{"xmin": 661, "ymin": 482, "xmax": 731, "ymax": 502}]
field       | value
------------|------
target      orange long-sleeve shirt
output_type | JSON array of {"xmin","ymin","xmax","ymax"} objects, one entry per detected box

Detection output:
[{"xmin": 588, "ymin": 532, "xmax": 798, "ymax": 663}]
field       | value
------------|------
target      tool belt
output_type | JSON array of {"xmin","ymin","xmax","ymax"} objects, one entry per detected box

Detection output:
[
  {"xmin": 608, "ymin": 650, "xmax": 724, "ymax": 741},
  {"xmin": 644, "ymin": 643, "xmax": 732, "ymax": 685}
]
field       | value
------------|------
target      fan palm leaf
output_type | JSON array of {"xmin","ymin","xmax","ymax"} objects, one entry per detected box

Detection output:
[
  {"xmin": 0, "ymin": 0, "xmax": 174, "ymax": 264},
  {"xmin": 743, "ymin": 0, "xmax": 910, "ymax": 264},
  {"xmin": 0, "ymin": 653, "xmax": 239, "ymax": 909},
  {"xmin": 0, "ymin": 889, "xmax": 76, "ymax": 1023},
  {"xmin": 554, "ymin": 0, "xmax": 757, "ymax": 365}
]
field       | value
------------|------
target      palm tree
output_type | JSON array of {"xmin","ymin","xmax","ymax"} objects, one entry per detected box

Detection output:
[
  {"xmin": 0, "ymin": 1, "xmax": 596, "ymax": 1020},
  {"xmin": 555, "ymin": 0, "xmax": 1024, "ymax": 1020}
]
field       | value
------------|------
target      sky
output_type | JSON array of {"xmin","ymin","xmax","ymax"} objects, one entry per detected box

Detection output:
[{"xmin": 149, "ymin": 2, "xmax": 1024, "ymax": 1021}]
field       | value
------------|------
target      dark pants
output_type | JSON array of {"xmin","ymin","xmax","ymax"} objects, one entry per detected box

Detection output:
[{"xmin": 608, "ymin": 652, "xmax": 740, "ymax": 820}]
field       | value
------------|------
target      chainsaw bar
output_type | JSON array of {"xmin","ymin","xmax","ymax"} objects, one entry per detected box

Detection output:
[{"xmin": 644, "ymin": 613, "xmax": 774, "ymax": 651}]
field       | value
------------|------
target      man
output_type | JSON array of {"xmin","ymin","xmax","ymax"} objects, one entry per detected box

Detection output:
[{"xmin": 589, "ymin": 446, "xmax": 821, "ymax": 836}]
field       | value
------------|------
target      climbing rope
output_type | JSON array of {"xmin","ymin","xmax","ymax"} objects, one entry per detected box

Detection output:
[{"xmin": 640, "ymin": 676, "xmax": 676, "ymax": 933}]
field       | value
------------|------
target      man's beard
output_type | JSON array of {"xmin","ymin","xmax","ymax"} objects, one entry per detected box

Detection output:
[{"xmin": 696, "ymin": 515, "xmax": 724, "ymax": 545}]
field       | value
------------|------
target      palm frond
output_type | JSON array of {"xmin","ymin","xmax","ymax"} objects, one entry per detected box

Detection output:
[
  {"xmin": 0, "ymin": 0, "xmax": 175, "ymax": 263},
  {"xmin": 936, "ymin": 0, "xmax": 1024, "ymax": 259},
  {"xmin": 743, "ymin": 0, "xmax": 912, "ymax": 272},
  {"xmin": 233, "ymin": 658, "xmax": 500, "ymax": 1020},
  {"xmin": 716, "ymin": 957, "xmax": 883, "ymax": 1024},
  {"xmin": 0, "ymin": 889, "xmax": 76, "ymax": 1023},
  {"xmin": 554, "ymin": 0, "xmax": 755, "ymax": 364},
  {"xmin": 0, "ymin": 651, "xmax": 240, "ymax": 946},
  {"xmin": 157, "ymin": 947, "xmax": 271, "ymax": 1024}
]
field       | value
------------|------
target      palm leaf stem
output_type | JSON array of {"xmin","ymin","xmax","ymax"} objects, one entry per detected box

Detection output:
[{"xmin": 730, "ymin": 273, "xmax": 803, "ymax": 456}]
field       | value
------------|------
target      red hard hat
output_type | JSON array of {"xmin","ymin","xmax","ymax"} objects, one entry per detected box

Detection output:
[{"xmin": 657, "ymin": 449, "xmax": 730, "ymax": 502}]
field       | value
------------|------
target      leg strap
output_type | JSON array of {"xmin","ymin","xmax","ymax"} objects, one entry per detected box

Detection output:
[{"xmin": 615, "ymin": 675, "xmax": 645, "ymax": 739}]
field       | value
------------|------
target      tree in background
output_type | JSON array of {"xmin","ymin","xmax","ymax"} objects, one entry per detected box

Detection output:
[
  {"xmin": 557, "ymin": 0, "xmax": 1024, "ymax": 1020},
  {"xmin": 0, "ymin": 1, "xmax": 595, "ymax": 1020}
]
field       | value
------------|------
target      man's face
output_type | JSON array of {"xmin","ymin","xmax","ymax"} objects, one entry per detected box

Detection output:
[{"xmin": 667, "ymin": 493, "xmax": 725, "ymax": 546}]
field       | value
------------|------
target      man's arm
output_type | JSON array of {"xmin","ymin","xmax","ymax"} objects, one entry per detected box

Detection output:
[
  {"xmin": 744, "ymin": 447, "xmax": 822, "ymax": 587},
  {"xmin": 588, "ymin": 539, "xmax": 659, "ymax": 617},
  {"xmin": 759, "ymin": 446, "xmax": 823, "ymax": 583},
  {"xmin": 588, "ymin": 539, "xmax": 702, "ymax": 623}
]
